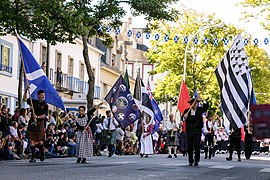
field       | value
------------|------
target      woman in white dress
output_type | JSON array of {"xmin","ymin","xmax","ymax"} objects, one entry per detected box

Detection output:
[{"xmin": 140, "ymin": 114, "xmax": 154, "ymax": 158}]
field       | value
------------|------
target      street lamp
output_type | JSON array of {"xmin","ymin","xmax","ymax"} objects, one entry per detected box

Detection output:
[{"xmin": 183, "ymin": 23, "xmax": 224, "ymax": 81}]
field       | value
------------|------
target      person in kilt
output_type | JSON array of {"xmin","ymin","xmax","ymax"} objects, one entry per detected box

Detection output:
[
  {"xmin": 76, "ymin": 104, "xmax": 101, "ymax": 163},
  {"xmin": 25, "ymin": 90, "xmax": 48, "ymax": 163},
  {"xmin": 166, "ymin": 113, "xmax": 179, "ymax": 158}
]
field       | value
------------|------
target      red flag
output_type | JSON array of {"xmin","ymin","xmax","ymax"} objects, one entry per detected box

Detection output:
[{"xmin": 177, "ymin": 80, "xmax": 190, "ymax": 114}]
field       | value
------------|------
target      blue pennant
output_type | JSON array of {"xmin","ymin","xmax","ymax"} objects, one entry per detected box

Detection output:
[
  {"xmin": 214, "ymin": 38, "xmax": 219, "ymax": 46},
  {"xmin": 155, "ymin": 34, "xmax": 160, "ymax": 40},
  {"xmin": 164, "ymin": 35, "xmax": 169, "ymax": 42},
  {"xmin": 223, "ymin": 38, "xmax": 229, "ymax": 46},
  {"xmin": 127, "ymin": 30, "xmax": 133, "ymax": 37},
  {"xmin": 106, "ymin": 26, "xmax": 112, "ymax": 33},
  {"xmin": 253, "ymin": 38, "xmax": 259, "ymax": 46},
  {"xmin": 174, "ymin": 36, "xmax": 179, "ymax": 43},
  {"xmin": 115, "ymin": 27, "xmax": 121, "ymax": 35},
  {"xmin": 204, "ymin": 37, "xmax": 208, "ymax": 45},
  {"xmin": 194, "ymin": 37, "xmax": 198, "ymax": 45},
  {"xmin": 184, "ymin": 36, "xmax": 188, "ymax": 44},
  {"xmin": 98, "ymin": 25, "xmax": 103, "ymax": 32},
  {"xmin": 244, "ymin": 38, "xmax": 249, "ymax": 46},
  {"xmin": 264, "ymin": 38, "xmax": 269, "ymax": 45},
  {"xmin": 146, "ymin": 32, "xmax": 151, "ymax": 40},
  {"xmin": 136, "ymin": 31, "xmax": 142, "ymax": 38}
]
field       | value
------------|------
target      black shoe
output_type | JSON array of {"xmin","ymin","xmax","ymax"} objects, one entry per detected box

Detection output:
[
  {"xmin": 226, "ymin": 157, "xmax": 232, "ymax": 161},
  {"xmin": 194, "ymin": 162, "xmax": 199, "ymax": 166},
  {"xmin": 140, "ymin": 153, "xmax": 144, "ymax": 158},
  {"xmin": 108, "ymin": 153, "xmax": 112, "ymax": 157},
  {"xmin": 174, "ymin": 154, "xmax": 177, "ymax": 158},
  {"xmin": 209, "ymin": 156, "xmax": 211, "ymax": 159},
  {"xmin": 145, "ymin": 154, "xmax": 149, "ymax": 158},
  {"xmin": 238, "ymin": 158, "xmax": 241, "ymax": 162},
  {"xmin": 29, "ymin": 159, "xmax": 36, "ymax": 163},
  {"xmin": 167, "ymin": 155, "xmax": 172, "ymax": 158},
  {"xmin": 204, "ymin": 156, "xmax": 207, "ymax": 159},
  {"xmin": 81, "ymin": 158, "xmax": 86, "ymax": 163},
  {"xmin": 189, "ymin": 163, "xmax": 193, "ymax": 166},
  {"xmin": 76, "ymin": 158, "xmax": 82, "ymax": 163}
]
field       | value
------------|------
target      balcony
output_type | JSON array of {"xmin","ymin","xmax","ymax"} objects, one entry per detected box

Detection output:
[
  {"xmin": 78, "ymin": 81, "xmax": 88, "ymax": 94},
  {"xmin": 0, "ymin": 64, "xmax": 12, "ymax": 74},
  {"xmin": 67, "ymin": 76, "xmax": 79, "ymax": 92},
  {"xmin": 54, "ymin": 72, "xmax": 68, "ymax": 90}
]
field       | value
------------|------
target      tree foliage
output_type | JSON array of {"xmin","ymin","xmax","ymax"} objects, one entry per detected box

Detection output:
[{"xmin": 146, "ymin": 7, "xmax": 270, "ymax": 110}]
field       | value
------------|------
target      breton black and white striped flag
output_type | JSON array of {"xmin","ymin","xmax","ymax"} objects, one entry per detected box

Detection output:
[{"xmin": 215, "ymin": 34, "xmax": 253, "ymax": 130}]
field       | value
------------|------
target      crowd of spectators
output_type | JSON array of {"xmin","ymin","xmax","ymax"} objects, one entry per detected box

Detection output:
[{"xmin": 0, "ymin": 104, "xmax": 269, "ymax": 161}]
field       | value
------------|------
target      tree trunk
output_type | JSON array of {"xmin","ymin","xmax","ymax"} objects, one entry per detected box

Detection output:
[
  {"xmin": 46, "ymin": 41, "xmax": 50, "ymax": 77},
  {"xmin": 82, "ymin": 35, "xmax": 95, "ymax": 110},
  {"xmin": 18, "ymin": 61, "xmax": 23, "ymax": 110}
]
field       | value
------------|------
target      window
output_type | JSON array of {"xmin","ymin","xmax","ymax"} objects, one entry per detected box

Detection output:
[
  {"xmin": 0, "ymin": 40, "xmax": 13, "ymax": 74},
  {"xmin": 103, "ymin": 83, "xmax": 108, "ymax": 97},
  {"xmin": 40, "ymin": 45, "xmax": 47, "ymax": 65},
  {"xmin": 68, "ymin": 56, "xmax": 74, "ymax": 77},
  {"xmin": 79, "ymin": 62, "xmax": 85, "ymax": 81},
  {"xmin": 55, "ymin": 51, "xmax": 62, "ymax": 70},
  {"xmin": 0, "ymin": 94, "xmax": 9, "ymax": 106}
]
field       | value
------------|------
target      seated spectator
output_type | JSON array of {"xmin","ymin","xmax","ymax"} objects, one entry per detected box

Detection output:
[
  {"xmin": 9, "ymin": 122, "xmax": 22, "ymax": 159},
  {"xmin": 7, "ymin": 142, "xmax": 20, "ymax": 160}
]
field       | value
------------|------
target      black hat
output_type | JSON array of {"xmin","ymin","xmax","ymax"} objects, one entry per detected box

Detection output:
[
  {"xmin": 187, "ymin": 98, "xmax": 200, "ymax": 104},
  {"xmin": 37, "ymin": 90, "xmax": 45, "ymax": 95}
]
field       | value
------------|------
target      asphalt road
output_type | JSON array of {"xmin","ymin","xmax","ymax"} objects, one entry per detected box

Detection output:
[{"xmin": 1, "ymin": 153, "xmax": 270, "ymax": 180}]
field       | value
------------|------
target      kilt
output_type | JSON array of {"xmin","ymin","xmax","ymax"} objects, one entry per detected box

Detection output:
[
  {"xmin": 76, "ymin": 130, "xmax": 93, "ymax": 158},
  {"xmin": 166, "ymin": 131, "xmax": 179, "ymax": 146},
  {"xmin": 104, "ymin": 130, "xmax": 116, "ymax": 145},
  {"xmin": 26, "ymin": 119, "xmax": 45, "ymax": 142}
]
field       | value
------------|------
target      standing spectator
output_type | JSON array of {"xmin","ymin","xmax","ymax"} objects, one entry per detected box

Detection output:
[
  {"xmin": 140, "ymin": 114, "xmax": 154, "ymax": 158},
  {"xmin": 115, "ymin": 125, "xmax": 124, "ymax": 156},
  {"xmin": 130, "ymin": 128, "xmax": 138, "ymax": 155},
  {"xmin": 182, "ymin": 98, "xmax": 208, "ymax": 166},
  {"xmin": 180, "ymin": 120, "xmax": 187, "ymax": 156},
  {"xmin": 56, "ymin": 67, "xmax": 62, "ymax": 87},
  {"xmin": 103, "ymin": 110, "xmax": 119, "ymax": 157},
  {"xmin": 18, "ymin": 108, "xmax": 29, "ymax": 126},
  {"xmin": 41, "ymin": 62, "xmax": 46, "ymax": 73},
  {"xmin": 95, "ymin": 117, "xmax": 104, "ymax": 154},
  {"xmin": 166, "ymin": 114, "xmax": 179, "ymax": 158}
]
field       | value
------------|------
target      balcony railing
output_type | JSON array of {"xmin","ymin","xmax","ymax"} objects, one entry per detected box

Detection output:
[
  {"xmin": 78, "ymin": 80, "xmax": 88, "ymax": 94},
  {"xmin": 54, "ymin": 72, "xmax": 68, "ymax": 90},
  {"xmin": 67, "ymin": 76, "xmax": 80, "ymax": 92},
  {"xmin": 0, "ymin": 64, "xmax": 12, "ymax": 74}
]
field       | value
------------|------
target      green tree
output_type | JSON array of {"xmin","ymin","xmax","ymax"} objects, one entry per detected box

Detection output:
[
  {"xmin": 146, "ymin": 7, "xmax": 270, "ymax": 110},
  {"xmin": 67, "ymin": 0, "xmax": 178, "ymax": 110}
]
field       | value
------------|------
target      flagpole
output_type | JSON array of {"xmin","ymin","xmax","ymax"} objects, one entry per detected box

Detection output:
[{"xmin": 17, "ymin": 36, "xmax": 36, "ymax": 117}]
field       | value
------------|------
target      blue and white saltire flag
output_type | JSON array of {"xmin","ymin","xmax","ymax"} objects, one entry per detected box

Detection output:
[
  {"xmin": 146, "ymin": 80, "xmax": 163, "ymax": 134},
  {"xmin": 18, "ymin": 38, "xmax": 65, "ymax": 110},
  {"xmin": 215, "ymin": 34, "xmax": 254, "ymax": 130}
]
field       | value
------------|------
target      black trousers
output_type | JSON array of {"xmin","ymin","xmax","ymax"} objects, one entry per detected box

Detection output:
[
  {"xmin": 228, "ymin": 135, "xmax": 241, "ymax": 159},
  {"xmin": 245, "ymin": 140, "xmax": 253, "ymax": 159},
  {"xmin": 187, "ymin": 131, "xmax": 201, "ymax": 164}
]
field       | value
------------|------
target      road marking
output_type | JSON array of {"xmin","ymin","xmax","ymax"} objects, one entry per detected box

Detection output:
[
  {"xmin": 209, "ymin": 165, "xmax": 235, "ymax": 169},
  {"xmin": 251, "ymin": 157, "xmax": 270, "ymax": 161},
  {"xmin": 260, "ymin": 168, "xmax": 270, "ymax": 173}
]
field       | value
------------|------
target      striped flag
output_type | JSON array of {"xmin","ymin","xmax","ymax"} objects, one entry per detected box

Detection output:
[{"xmin": 215, "ymin": 34, "xmax": 254, "ymax": 130}]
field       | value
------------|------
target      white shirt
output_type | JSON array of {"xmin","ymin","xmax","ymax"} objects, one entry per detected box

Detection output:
[
  {"xmin": 115, "ymin": 127, "xmax": 124, "ymax": 141},
  {"xmin": 203, "ymin": 120, "xmax": 214, "ymax": 134},
  {"xmin": 166, "ymin": 121, "xmax": 178, "ymax": 131},
  {"xmin": 9, "ymin": 126, "xmax": 18, "ymax": 138},
  {"xmin": 96, "ymin": 123, "xmax": 104, "ymax": 133},
  {"xmin": 103, "ymin": 117, "xmax": 119, "ymax": 130}
]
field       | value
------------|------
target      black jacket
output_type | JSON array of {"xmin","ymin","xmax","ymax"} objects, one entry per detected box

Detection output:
[{"xmin": 182, "ymin": 102, "xmax": 209, "ymax": 132}]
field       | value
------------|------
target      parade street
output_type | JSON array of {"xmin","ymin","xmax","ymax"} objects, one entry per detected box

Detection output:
[{"xmin": 1, "ymin": 153, "xmax": 270, "ymax": 180}]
